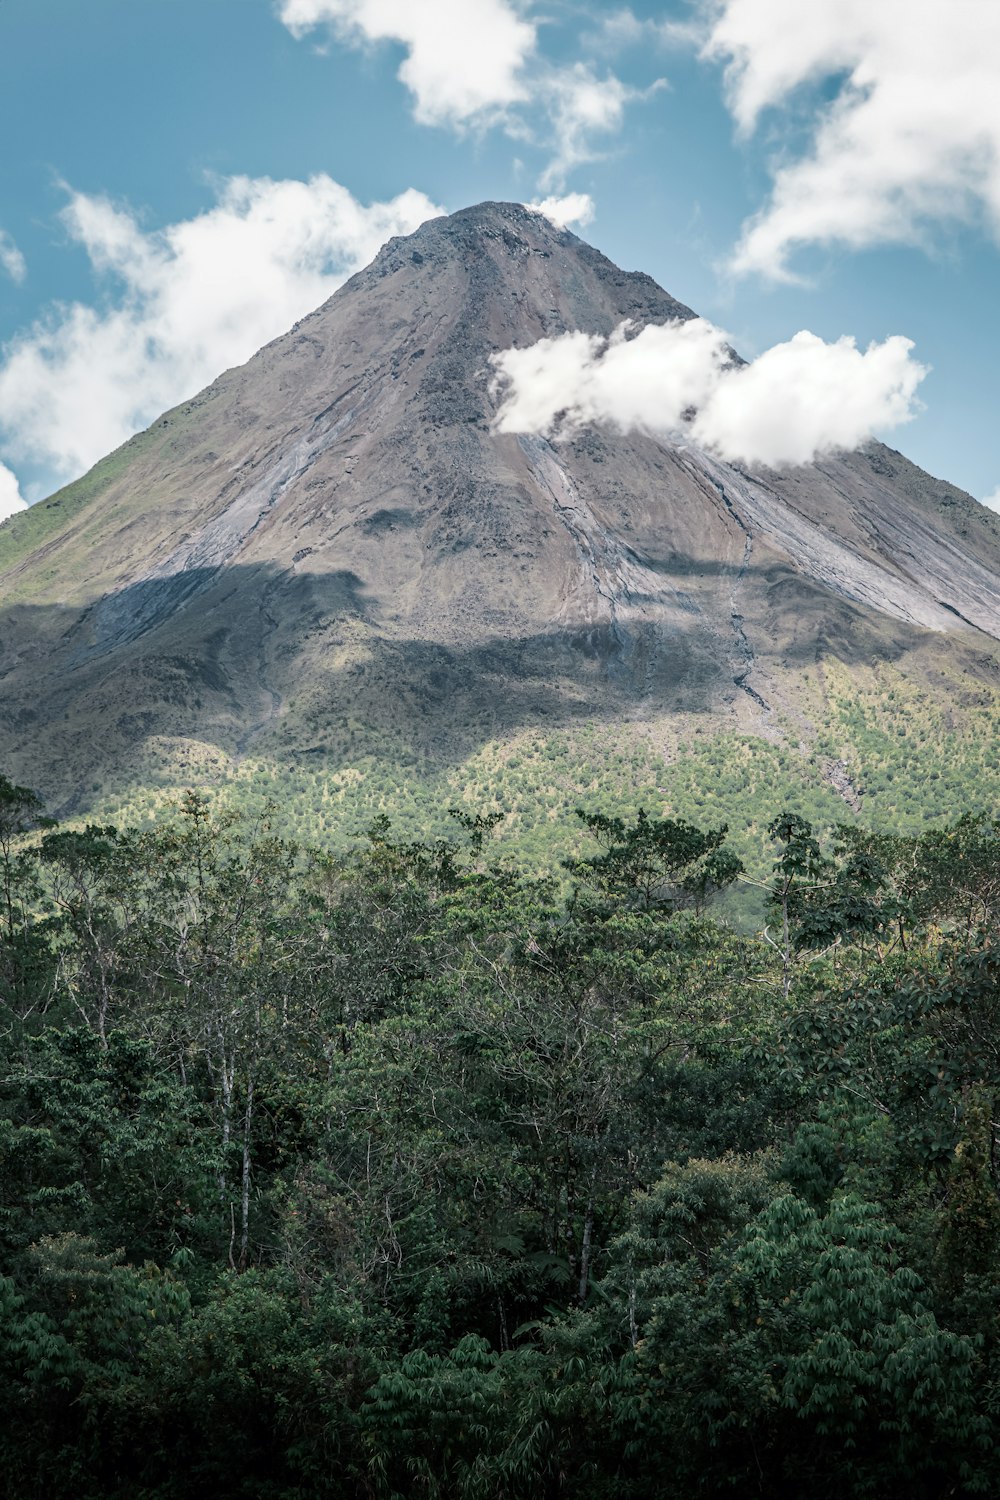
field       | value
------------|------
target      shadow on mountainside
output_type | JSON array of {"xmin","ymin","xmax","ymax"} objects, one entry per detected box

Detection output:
[{"xmin": 1, "ymin": 560, "xmax": 995, "ymax": 816}]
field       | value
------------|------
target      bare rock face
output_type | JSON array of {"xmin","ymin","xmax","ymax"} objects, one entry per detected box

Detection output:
[{"xmin": 1, "ymin": 201, "xmax": 999, "ymax": 811}]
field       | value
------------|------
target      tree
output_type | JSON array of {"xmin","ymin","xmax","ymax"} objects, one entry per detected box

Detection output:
[
  {"xmin": 569, "ymin": 808, "xmax": 742, "ymax": 916},
  {"xmin": 40, "ymin": 825, "xmax": 130, "ymax": 1048},
  {"xmin": 0, "ymin": 775, "xmax": 56, "ymax": 1031}
]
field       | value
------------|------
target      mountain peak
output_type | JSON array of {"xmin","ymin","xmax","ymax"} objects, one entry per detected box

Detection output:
[
  {"xmin": 389, "ymin": 198, "xmax": 574, "ymax": 247},
  {"xmin": 1, "ymin": 205, "xmax": 999, "ymax": 816},
  {"xmin": 328, "ymin": 196, "xmax": 696, "ymax": 378},
  {"xmin": 359, "ymin": 197, "xmax": 578, "ymax": 292}
]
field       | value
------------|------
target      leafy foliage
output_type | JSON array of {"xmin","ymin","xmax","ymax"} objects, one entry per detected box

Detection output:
[{"xmin": 0, "ymin": 782, "xmax": 998, "ymax": 1495}]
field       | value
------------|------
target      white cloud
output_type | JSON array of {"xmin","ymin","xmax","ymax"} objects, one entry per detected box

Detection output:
[
  {"xmin": 0, "ymin": 176, "xmax": 442, "ymax": 487},
  {"xmin": 277, "ymin": 0, "xmax": 536, "ymax": 126},
  {"xmin": 0, "ymin": 462, "xmax": 26, "ymax": 522},
  {"xmin": 491, "ymin": 317, "xmax": 928, "ymax": 469},
  {"xmin": 526, "ymin": 192, "xmax": 595, "ymax": 229},
  {"xmin": 590, "ymin": 8, "xmax": 703, "ymax": 53},
  {"xmin": 278, "ymin": 2, "xmax": 655, "ymax": 193},
  {"xmin": 538, "ymin": 64, "xmax": 661, "ymax": 190},
  {"xmin": 0, "ymin": 230, "xmax": 26, "ymax": 284},
  {"xmin": 702, "ymin": 0, "xmax": 1000, "ymax": 279},
  {"xmin": 593, "ymin": 9, "xmax": 647, "ymax": 50},
  {"xmin": 982, "ymin": 489, "xmax": 1000, "ymax": 513},
  {"xmin": 493, "ymin": 320, "xmax": 726, "ymax": 437},
  {"xmin": 690, "ymin": 329, "xmax": 927, "ymax": 466}
]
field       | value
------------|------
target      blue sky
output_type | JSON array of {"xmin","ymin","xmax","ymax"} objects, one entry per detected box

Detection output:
[{"xmin": 0, "ymin": 0, "xmax": 998, "ymax": 516}]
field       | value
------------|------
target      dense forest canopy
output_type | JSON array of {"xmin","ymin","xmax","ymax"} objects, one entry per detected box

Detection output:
[{"xmin": 1, "ymin": 771, "xmax": 999, "ymax": 1497}]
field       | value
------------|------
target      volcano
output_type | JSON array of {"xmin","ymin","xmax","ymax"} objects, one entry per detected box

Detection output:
[{"xmin": 2, "ymin": 202, "xmax": 999, "ymax": 826}]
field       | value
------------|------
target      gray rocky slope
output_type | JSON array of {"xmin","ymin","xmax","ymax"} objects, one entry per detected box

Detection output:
[{"xmin": 1, "ymin": 201, "xmax": 999, "ymax": 809}]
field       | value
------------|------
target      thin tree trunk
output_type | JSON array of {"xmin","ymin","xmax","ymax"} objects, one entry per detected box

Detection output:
[
  {"xmin": 239, "ymin": 1073, "xmax": 254, "ymax": 1270},
  {"xmin": 781, "ymin": 888, "xmax": 792, "ymax": 1003},
  {"xmin": 217, "ymin": 1031, "xmax": 235, "ymax": 1221}
]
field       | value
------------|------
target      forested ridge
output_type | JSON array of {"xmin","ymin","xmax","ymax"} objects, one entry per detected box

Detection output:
[{"xmin": 2, "ymin": 773, "xmax": 1000, "ymax": 1498}]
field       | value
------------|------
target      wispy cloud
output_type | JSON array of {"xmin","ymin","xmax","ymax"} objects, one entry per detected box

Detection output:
[
  {"xmin": 982, "ymin": 488, "xmax": 1000, "ymax": 513},
  {"xmin": 0, "ymin": 230, "xmax": 26, "ymax": 285},
  {"xmin": 701, "ymin": 0, "xmax": 1000, "ymax": 279},
  {"xmin": 537, "ymin": 65, "xmax": 662, "ymax": 191},
  {"xmin": 587, "ymin": 7, "xmax": 704, "ymax": 53},
  {"xmin": 0, "ymin": 176, "xmax": 443, "ymax": 488},
  {"xmin": 277, "ymin": 0, "xmax": 659, "ymax": 192},
  {"xmin": 491, "ymin": 317, "xmax": 927, "ymax": 469}
]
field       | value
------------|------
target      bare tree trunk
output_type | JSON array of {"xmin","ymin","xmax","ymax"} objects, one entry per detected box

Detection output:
[
  {"xmin": 219, "ymin": 1037, "xmax": 234, "ymax": 1159},
  {"xmin": 497, "ymin": 1295, "xmax": 510, "ymax": 1352},
  {"xmin": 781, "ymin": 887, "xmax": 792, "ymax": 1003},
  {"xmin": 228, "ymin": 1202, "xmax": 237, "ymax": 1272},
  {"xmin": 239, "ymin": 1073, "xmax": 254, "ymax": 1271},
  {"xmin": 97, "ymin": 962, "xmax": 110, "ymax": 1052},
  {"xmin": 216, "ymin": 1030, "xmax": 235, "ymax": 1226}
]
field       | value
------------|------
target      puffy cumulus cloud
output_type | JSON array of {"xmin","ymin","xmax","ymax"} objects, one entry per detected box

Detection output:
[
  {"xmin": 491, "ymin": 317, "xmax": 928, "ymax": 469},
  {"xmin": 0, "ymin": 462, "xmax": 26, "ymax": 522},
  {"xmin": 277, "ymin": 0, "xmax": 536, "ymax": 126},
  {"xmin": 0, "ymin": 230, "xmax": 25, "ymax": 284},
  {"xmin": 691, "ymin": 330, "xmax": 927, "ymax": 467},
  {"xmin": 492, "ymin": 320, "xmax": 727, "ymax": 437},
  {"xmin": 0, "ymin": 175, "xmax": 442, "ymax": 485},
  {"xmin": 526, "ymin": 192, "xmax": 595, "ymax": 229},
  {"xmin": 982, "ymin": 489, "xmax": 1000, "ymax": 514},
  {"xmin": 702, "ymin": 0, "xmax": 1000, "ymax": 279}
]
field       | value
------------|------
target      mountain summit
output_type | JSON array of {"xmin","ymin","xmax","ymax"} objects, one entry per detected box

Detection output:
[{"xmin": 2, "ymin": 201, "xmax": 999, "ymax": 820}]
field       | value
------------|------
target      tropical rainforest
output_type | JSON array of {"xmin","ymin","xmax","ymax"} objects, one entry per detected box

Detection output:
[{"xmin": 1, "ymin": 772, "xmax": 999, "ymax": 1498}]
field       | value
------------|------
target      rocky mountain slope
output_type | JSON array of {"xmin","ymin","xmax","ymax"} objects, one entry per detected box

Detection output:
[{"xmin": 2, "ymin": 202, "xmax": 999, "ymax": 831}]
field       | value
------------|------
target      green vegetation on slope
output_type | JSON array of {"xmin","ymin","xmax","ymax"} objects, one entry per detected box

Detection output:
[
  {"xmin": 85, "ymin": 650, "xmax": 1000, "ymax": 902},
  {"xmin": 0, "ymin": 390, "xmax": 215, "ymax": 588},
  {"xmin": 0, "ymin": 442, "xmax": 147, "ymax": 576}
]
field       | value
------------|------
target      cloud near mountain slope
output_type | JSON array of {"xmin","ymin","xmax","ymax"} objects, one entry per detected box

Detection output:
[
  {"xmin": 526, "ymin": 192, "xmax": 595, "ymax": 229},
  {"xmin": 0, "ymin": 462, "xmax": 26, "ymax": 522},
  {"xmin": 492, "ymin": 316, "xmax": 927, "ymax": 468},
  {"xmin": 0, "ymin": 176, "xmax": 442, "ymax": 493}
]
